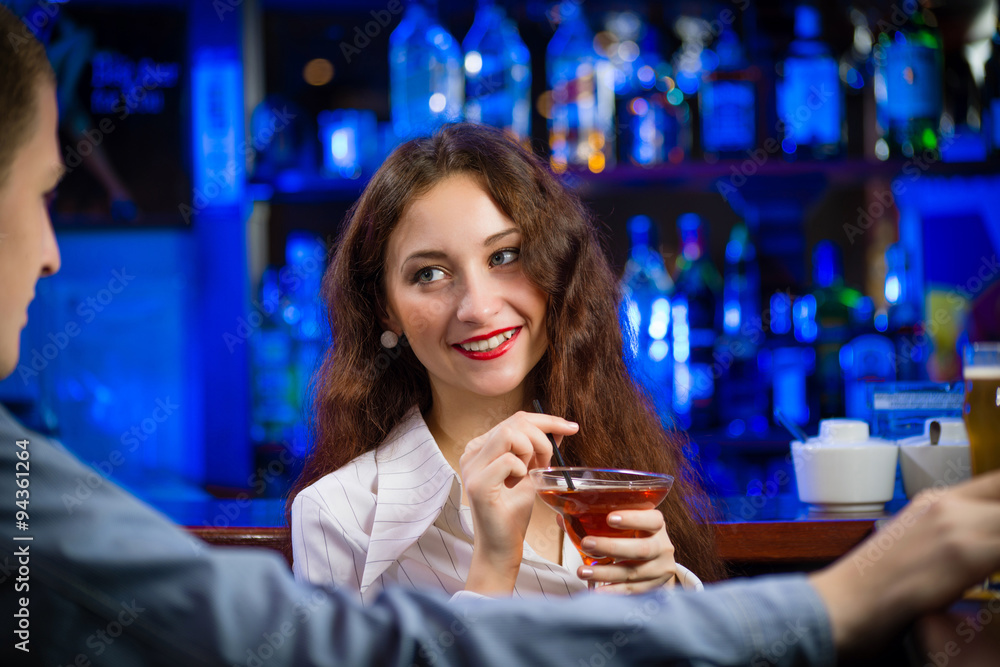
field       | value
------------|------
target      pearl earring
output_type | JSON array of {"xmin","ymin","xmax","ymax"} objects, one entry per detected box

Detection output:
[{"xmin": 380, "ymin": 330, "xmax": 399, "ymax": 349}]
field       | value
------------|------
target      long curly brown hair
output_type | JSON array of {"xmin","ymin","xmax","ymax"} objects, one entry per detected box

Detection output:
[{"xmin": 288, "ymin": 123, "xmax": 724, "ymax": 582}]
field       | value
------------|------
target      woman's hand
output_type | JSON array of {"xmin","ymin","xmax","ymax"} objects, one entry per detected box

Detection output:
[
  {"xmin": 460, "ymin": 411, "xmax": 578, "ymax": 596},
  {"xmin": 811, "ymin": 469, "xmax": 1000, "ymax": 659},
  {"xmin": 573, "ymin": 509, "xmax": 677, "ymax": 594}
]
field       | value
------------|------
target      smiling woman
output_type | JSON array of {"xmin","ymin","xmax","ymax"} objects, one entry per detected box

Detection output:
[{"xmin": 288, "ymin": 123, "xmax": 724, "ymax": 604}]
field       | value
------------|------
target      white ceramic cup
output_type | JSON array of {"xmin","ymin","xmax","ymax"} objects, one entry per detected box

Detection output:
[
  {"xmin": 898, "ymin": 418, "xmax": 971, "ymax": 499},
  {"xmin": 791, "ymin": 418, "xmax": 899, "ymax": 513}
]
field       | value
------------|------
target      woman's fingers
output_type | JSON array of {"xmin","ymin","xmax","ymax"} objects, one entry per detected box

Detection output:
[
  {"xmin": 463, "ymin": 411, "xmax": 577, "ymax": 477},
  {"xmin": 581, "ymin": 535, "xmax": 659, "ymax": 561},
  {"xmin": 579, "ymin": 562, "xmax": 677, "ymax": 595},
  {"xmin": 578, "ymin": 510, "xmax": 669, "ymax": 561},
  {"xmin": 604, "ymin": 509, "xmax": 666, "ymax": 533},
  {"xmin": 572, "ymin": 511, "xmax": 676, "ymax": 593}
]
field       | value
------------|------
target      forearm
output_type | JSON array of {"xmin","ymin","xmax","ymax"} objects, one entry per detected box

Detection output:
[{"xmin": 465, "ymin": 543, "xmax": 520, "ymax": 597}]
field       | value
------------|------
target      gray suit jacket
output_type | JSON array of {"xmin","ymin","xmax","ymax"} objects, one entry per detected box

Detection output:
[{"xmin": 0, "ymin": 404, "xmax": 834, "ymax": 666}]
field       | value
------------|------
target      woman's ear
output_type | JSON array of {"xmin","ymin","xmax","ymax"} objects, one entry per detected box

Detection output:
[{"xmin": 379, "ymin": 301, "xmax": 401, "ymax": 335}]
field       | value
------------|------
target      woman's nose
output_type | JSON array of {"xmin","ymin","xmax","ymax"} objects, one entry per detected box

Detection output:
[{"xmin": 455, "ymin": 271, "xmax": 501, "ymax": 324}]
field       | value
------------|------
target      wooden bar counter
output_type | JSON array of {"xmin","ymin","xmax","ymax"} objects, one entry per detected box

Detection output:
[{"xmin": 178, "ymin": 493, "xmax": 888, "ymax": 575}]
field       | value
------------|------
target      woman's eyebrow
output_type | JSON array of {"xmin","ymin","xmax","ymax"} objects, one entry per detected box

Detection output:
[
  {"xmin": 400, "ymin": 228, "xmax": 520, "ymax": 270},
  {"xmin": 401, "ymin": 249, "xmax": 448, "ymax": 270},
  {"xmin": 482, "ymin": 228, "xmax": 519, "ymax": 246}
]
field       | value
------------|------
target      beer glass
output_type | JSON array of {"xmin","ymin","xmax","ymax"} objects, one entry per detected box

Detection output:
[{"xmin": 963, "ymin": 342, "xmax": 1000, "ymax": 596}]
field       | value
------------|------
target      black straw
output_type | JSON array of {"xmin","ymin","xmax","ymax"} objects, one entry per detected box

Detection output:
[{"xmin": 532, "ymin": 399, "xmax": 575, "ymax": 490}]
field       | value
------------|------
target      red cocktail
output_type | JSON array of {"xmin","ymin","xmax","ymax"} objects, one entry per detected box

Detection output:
[{"xmin": 530, "ymin": 467, "xmax": 674, "ymax": 583}]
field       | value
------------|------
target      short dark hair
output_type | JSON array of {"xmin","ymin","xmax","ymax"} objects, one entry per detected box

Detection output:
[{"xmin": 0, "ymin": 4, "xmax": 56, "ymax": 189}]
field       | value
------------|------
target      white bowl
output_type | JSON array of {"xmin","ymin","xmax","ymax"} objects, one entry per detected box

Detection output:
[
  {"xmin": 898, "ymin": 418, "xmax": 971, "ymax": 499},
  {"xmin": 791, "ymin": 419, "xmax": 899, "ymax": 513}
]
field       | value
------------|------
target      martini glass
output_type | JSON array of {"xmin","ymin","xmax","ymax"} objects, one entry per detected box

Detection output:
[{"xmin": 529, "ymin": 467, "xmax": 674, "ymax": 590}]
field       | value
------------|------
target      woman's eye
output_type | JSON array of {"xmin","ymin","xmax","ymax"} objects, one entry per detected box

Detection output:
[
  {"xmin": 415, "ymin": 267, "xmax": 445, "ymax": 284},
  {"xmin": 489, "ymin": 248, "xmax": 519, "ymax": 267}
]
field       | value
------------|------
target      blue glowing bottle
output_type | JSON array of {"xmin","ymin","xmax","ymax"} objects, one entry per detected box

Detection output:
[
  {"xmin": 873, "ymin": 3, "xmax": 943, "ymax": 158},
  {"xmin": 840, "ymin": 332, "xmax": 895, "ymax": 422},
  {"xmin": 810, "ymin": 241, "xmax": 862, "ymax": 418},
  {"xmin": 282, "ymin": 232, "xmax": 328, "ymax": 457},
  {"xmin": 621, "ymin": 216, "xmax": 673, "ymax": 415},
  {"xmin": 768, "ymin": 290, "xmax": 815, "ymax": 428},
  {"xmin": 716, "ymin": 224, "xmax": 765, "ymax": 435},
  {"xmin": 462, "ymin": 0, "xmax": 531, "ymax": 140},
  {"xmin": 389, "ymin": 0, "xmax": 464, "ymax": 141},
  {"xmin": 671, "ymin": 213, "xmax": 721, "ymax": 430},
  {"xmin": 884, "ymin": 243, "xmax": 927, "ymax": 381},
  {"xmin": 983, "ymin": 20, "xmax": 1000, "ymax": 157},
  {"xmin": 546, "ymin": 0, "xmax": 616, "ymax": 173},
  {"xmin": 699, "ymin": 26, "xmax": 758, "ymax": 158},
  {"xmin": 778, "ymin": 5, "xmax": 842, "ymax": 158},
  {"xmin": 608, "ymin": 13, "xmax": 691, "ymax": 166},
  {"xmin": 250, "ymin": 268, "xmax": 296, "ymax": 448}
]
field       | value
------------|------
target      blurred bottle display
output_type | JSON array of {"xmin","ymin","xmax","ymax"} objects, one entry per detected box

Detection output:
[
  {"xmin": 810, "ymin": 241, "xmax": 863, "ymax": 418},
  {"xmin": 883, "ymin": 243, "xmax": 928, "ymax": 382},
  {"xmin": 768, "ymin": 290, "xmax": 815, "ymax": 427},
  {"xmin": 839, "ymin": 6, "xmax": 877, "ymax": 157},
  {"xmin": 249, "ymin": 96, "xmax": 313, "ymax": 180},
  {"xmin": 250, "ymin": 233, "xmax": 327, "ymax": 459},
  {"xmin": 390, "ymin": 0, "xmax": 464, "ymax": 141},
  {"xmin": 605, "ymin": 12, "xmax": 690, "ymax": 166},
  {"xmin": 250, "ymin": 268, "xmax": 297, "ymax": 448},
  {"xmin": 462, "ymin": 0, "xmax": 531, "ymax": 140},
  {"xmin": 671, "ymin": 213, "xmax": 721, "ymax": 430},
  {"xmin": 621, "ymin": 215, "xmax": 673, "ymax": 416},
  {"xmin": 716, "ymin": 223, "xmax": 765, "ymax": 435},
  {"xmin": 546, "ymin": 0, "xmax": 616, "ymax": 172},
  {"xmin": 778, "ymin": 5, "xmax": 842, "ymax": 158},
  {"xmin": 699, "ymin": 25, "xmax": 758, "ymax": 158},
  {"xmin": 840, "ymin": 333, "xmax": 895, "ymax": 421},
  {"xmin": 984, "ymin": 19, "xmax": 1000, "ymax": 158},
  {"xmin": 317, "ymin": 109, "xmax": 378, "ymax": 179},
  {"xmin": 873, "ymin": 1, "xmax": 943, "ymax": 159}
]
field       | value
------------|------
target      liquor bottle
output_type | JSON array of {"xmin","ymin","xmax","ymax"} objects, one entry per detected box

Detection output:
[
  {"xmin": 621, "ymin": 216, "xmax": 673, "ymax": 415},
  {"xmin": 768, "ymin": 290, "xmax": 815, "ymax": 427},
  {"xmin": 840, "ymin": 332, "xmax": 895, "ymax": 421},
  {"xmin": 462, "ymin": 0, "xmax": 531, "ymax": 140},
  {"xmin": 810, "ymin": 241, "xmax": 863, "ymax": 418},
  {"xmin": 546, "ymin": 0, "xmax": 616, "ymax": 173},
  {"xmin": 250, "ymin": 268, "xmax": 297, "ymax": 448},
  {"xmin": 839, "ymin": 6, "xmax": 877, "ymax": 157},
  {"xmin": 778, "ymin": 4, "xmax": 842, "ymax": 158},
  {"xmin": 716, "ymin": 223, "xmax": 765, "ymax": 434},
  {"xmin": 607, "ymin": 11, "xmax": 661, "ymax": 166},
  {"xmin": 872, "ymin": 2, "xmax": 944, "ymax": 159},
  {"xmin": 282, "ymin": 232, "xmax": 328, "ymax": 457},
  {"xmin": 671, "ymin": 213, "xmax": 721, "ymax": 430},
  {"xmin": 983, "ymin": 19, "xmax": 1000, "ymax": 158},
  {"xmin": 608, "ymin": 12, "xmax": 691, "ymax": 166},
  {"xmin": 884, "ymin": 243, "xmax": 927, "ymax": 381},
  {"xmin": 699, "ymin": 25, "xmax": 758, "ymax": 158},
  {"xmin": 389, "ymin": 0, "xmax": 463, "ymax": 141}
]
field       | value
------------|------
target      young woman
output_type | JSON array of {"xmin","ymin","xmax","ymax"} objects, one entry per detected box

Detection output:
[{"xmin": 289, "ymin": 122, "xmax": 724, "ymax": 604}]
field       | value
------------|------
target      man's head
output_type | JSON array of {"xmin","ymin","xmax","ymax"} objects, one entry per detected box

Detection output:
[{"xmin": 0, "ymin": 5, "xmax": 63, "ymax": 378}]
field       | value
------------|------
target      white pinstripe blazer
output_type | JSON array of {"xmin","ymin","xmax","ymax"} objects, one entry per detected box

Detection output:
[{"xmin": 291, "ymin": 406, "xmax": 702, "ymax": 605}]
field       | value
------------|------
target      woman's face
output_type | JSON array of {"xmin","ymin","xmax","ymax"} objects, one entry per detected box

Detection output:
[{"xmin": 382, "ymin": 173, "xmax": 548, "ymax": 406}]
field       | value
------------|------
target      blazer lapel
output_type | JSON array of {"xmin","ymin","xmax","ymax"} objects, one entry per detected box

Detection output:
[{"xmin": 360, "ymin": 408, "xmax": 458, "ymax": 592}]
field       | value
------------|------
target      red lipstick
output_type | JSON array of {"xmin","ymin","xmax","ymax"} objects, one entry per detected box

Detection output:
[{"xmin": 452, "ymin": 327, "xmax": 520, "ymax": 360}]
